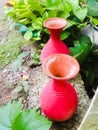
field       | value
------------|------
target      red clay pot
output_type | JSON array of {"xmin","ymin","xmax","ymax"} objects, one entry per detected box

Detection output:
[
  {"xmin": 40, "ymin": 54, "xmax": 80, "ymax": 122},
  {"xmin": 41, "ymin": 17, "xmax": 69, "ymax": 62}
]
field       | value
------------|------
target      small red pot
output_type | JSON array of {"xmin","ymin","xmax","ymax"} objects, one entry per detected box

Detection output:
[{"xmin": 40, "ymin": 54, "xmax": 80, "ymax": 121}]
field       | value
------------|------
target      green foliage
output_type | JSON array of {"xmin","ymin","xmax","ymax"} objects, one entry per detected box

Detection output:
[
  {"xmin": 79, "ymin": 0, "xmax": 98, "ymax": 25},
  {"xmin": 6, "ymin": 0, "xmax": 98, "ymax": 42},
  {"xmin": 12, "ymin": 109, "xmax": 51, "ymax": 130},
  {"xmin": 10, "ymin": 51, "xmax": 30, "ymax": 72},
  {"xmin": 30, "ymin": 52, "xmax": 41, "ymax": 66},
  {"xmin": 70, "ymin": 35, "xmax": 92, "ymax": 64},
  {"xmin": 69, "ymin": 0, "xmax": 87, "ymax": 21},
  {"xmin": 0, "ymin": 102, "xmax": 22, "ymax": 130},
  {"xmin": 69, "ymin": 35, "xmax": 95, "ymax": 84},
  {"xmin": 24, "ymin": 31, "xmax": 33, "ymax": 41},
  {"xmin": 0, "ymin": 101, "xmax": 52, "ymax": 130},
  {"xmin": 6, "ymin": 0, "xmax": 89, "ymax": 41},
  {"xmin": 86, "ymin": 0, "xmax": 98, "ymax": 17},
  {"xmin": 73, "ymin": 7, "xmax": 87, "ymax": 22},
  {"xmin": 91, "ymin": 18, "xmax": 98, "ymax": 26}
]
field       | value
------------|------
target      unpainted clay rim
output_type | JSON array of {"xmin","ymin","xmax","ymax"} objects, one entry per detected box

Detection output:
[
  {"xmin": 42, "ymin": 54, "xmax": 80, "ymax": 80},
  {"xmin": 43, "ymin": 17, "xmax": 68, "ymax": 30}
]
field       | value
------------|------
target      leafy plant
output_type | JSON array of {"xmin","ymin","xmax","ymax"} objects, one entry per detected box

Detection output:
[
  {"xmin": 0, "ymin": 101, "xmax": 52, "ymax": 130},
  {"xmin": 86, "ymin": 0, "xmax": 98, "ymax": 17},
  {"xmin": 6, "ymin": 0, "xmax": 89, "ymax": 41},
  {"xmin": 6, "ymin": 0, "xmax": 98, "ymax": 42},
  {"xmin": 79, "ymin": 0, "xmax": 98, "ymax": 25},
  {"xmin": 69, "ymin": 35, "xmax": 92, "ymax": 64},
  {"xmin": 30, "ymin": 52, "xmax": 41, "ymax": 66},
  {"xmin": 69, "ymin": 35, "xmax": 95, "ymax": 84}
]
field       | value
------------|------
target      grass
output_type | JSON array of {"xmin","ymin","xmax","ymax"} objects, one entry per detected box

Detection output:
[{"xmin": 0, "ymin": 25, "xmax": 26, "ymax": 69}]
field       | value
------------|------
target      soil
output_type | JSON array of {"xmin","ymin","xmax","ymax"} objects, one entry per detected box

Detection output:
[{"xmin": 0, "ymin": 1, "xmax": 93, "ymax": 130}]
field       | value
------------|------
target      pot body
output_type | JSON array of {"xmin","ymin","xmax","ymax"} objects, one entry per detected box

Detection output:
[
  {"xmin": 41, "ymin": 18, "xmax": 69, "ymax": 62},
  {"xmin": 40, "ymin": 79, "xmax": 78, "ymax": 122}
]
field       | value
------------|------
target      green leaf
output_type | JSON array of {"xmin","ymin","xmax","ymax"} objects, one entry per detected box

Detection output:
[
  {"xmin": 42, "ymin": 11, "xmax": 57, "ymax": 22},
  {"xmin": 60, "ymin": 31, "xmax": 70, "ymax": 40},
  {"xmin": 74, "ymin": 7, "xmax": 87, "ymax": 21},
  {"xmin": 62, "ymin": 0, "xmax": 72, "ymax": 13},
  {"xmin": 24, "ymin": 31, "xmax": 33, "ymax": 40},
  {"xmin": 70, "ymin": 42, "xmax": 82, "ymax": 56},
  {"xmin": 32, "ymin": 18, "xmax": 42, "ymax": 30},
  {"xmin": 10, "ymin": 58, "xmax": 23, "ymax": 72},
  {"xmin": 79, "ymin": 35, "xmax": 92, "ymax": 46},
  {"xmin": 12, "ymin": 109, "xmax": 52, "ymax": 130},
  {"xmin": 87, "ymin": 0, "xmax": 98, "ymax": 17},
  {"xmin": 69, "ymin": 0, "xmax": 87, "ymax": 21},
  {"xmin": 0, "ymin": 124, "xmax": 11, "ymax": 130},
  {"xmin": 92, "ymin": 18, "xmax": 98, "ymax": 26},
  {"xmin": 70, "ymin": 35, "xmax": 92, "ymax": 64},
  {"xmin": 19, "ymin": 25, "xmax": 29, "ymax": 34},
  {"xmin": 18, "ymin": 51, "xmax": 30, "ymax": 59},
  {"xmin": 0, "ymin": 102, "xmax": 22, "ymax": 129},
  {"xmin": 69, "ymin": 0, "xmax": 79, "ymax": 7},
  {"xmin": 0, "ymin": 101, "xmax": 51, "ymax": 130},
  {"xmin": 10, "ymin": 51, "xmax": 30, "ymax": 71},
  {"xmin": 32, "ymin": 31, "xmax": 41, "ymax": 41},
  {"xmin": 41, "ymin": 0, "xmax": 62, "ymax": 10}
]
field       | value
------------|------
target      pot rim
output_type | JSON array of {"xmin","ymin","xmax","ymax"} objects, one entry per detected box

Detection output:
[
  {"xmin": 43, "ymin": 17, "xmax": 68, "ymax": 30},
  {"xmin": 42, "ymin": 53, "xmax": 80, "ymax": 80}
]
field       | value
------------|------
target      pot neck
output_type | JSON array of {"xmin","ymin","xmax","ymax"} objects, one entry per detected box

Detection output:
[
  {"xmin": 52, "ymin": 79, "xmax": 67, "ymax": 92},
  {"xmin": 48, "ymin": 28, "xmax": 61, "ymax": 40}
]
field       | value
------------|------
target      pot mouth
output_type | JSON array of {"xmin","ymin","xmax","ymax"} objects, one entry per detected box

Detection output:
[
  {"xmin": 43, "ymin": 54, "xmax": 80, "ymax": 80},
  {"xmin": 44, "ymin": 17, "xmax": 68, "ymax": 30}
]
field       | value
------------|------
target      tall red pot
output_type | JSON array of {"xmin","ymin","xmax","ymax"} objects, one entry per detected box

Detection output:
[
  {"xmin": 40, "ymin": 54, "xmax": 80, "ymax": 122},
  {"xmin": 41, "ymin": 17, "xmax": 69, "ymax": 62}
]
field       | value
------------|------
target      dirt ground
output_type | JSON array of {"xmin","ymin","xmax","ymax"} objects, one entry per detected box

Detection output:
[{"xmin": 0, "ymin": 1, "xmax": 91, "ymax": 130}]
